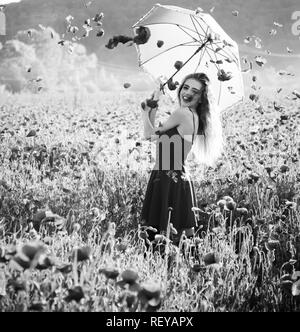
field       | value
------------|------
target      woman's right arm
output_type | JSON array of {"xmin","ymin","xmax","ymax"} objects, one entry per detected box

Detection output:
[
  {"xmin": 141, "ymin": 107, "xmax": 158, "ymax": 139},
  {"xmin": 141, "ymin": 89, "xmax": 162, "ymax": 140}
]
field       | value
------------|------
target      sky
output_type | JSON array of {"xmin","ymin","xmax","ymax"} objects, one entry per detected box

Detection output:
[
  {"xmin": 0, "ymin": 0, "xmax": 22, "ymax": 4},
  {"xmin": 0, "ymin": 0, "xmax": 299, "ymax": 97}
]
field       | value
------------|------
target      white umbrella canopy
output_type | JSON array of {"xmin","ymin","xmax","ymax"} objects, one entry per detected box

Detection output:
[{"xmin": 133, "ymin": 4, "xmax": 244, "ymax": 112}]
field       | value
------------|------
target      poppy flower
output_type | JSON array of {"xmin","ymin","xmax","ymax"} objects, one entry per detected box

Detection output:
[
  {"xmin": 157, "ymin": 40, "xmax": 164, "ymax": 48},
  {"xmin": 249, "ymin": 94, "xmax": 259, "ymax": 102},
  {"xmin": 26, "ymin": 130, "xmax": 37, "ymax": 137},
  {"xmin": 36, "ymin": 255, "xmax": 54, "ymax": 270},
  {"xmin": 226, "ymin": 200, "xmax": 236, "ymax": 211},
  {"xmin": 146, "ymin": 99, "xmax": 158, "ymax": 109},
  {"xmin": 167, "ymin": 78, "xmax": 179, "ymax": 91},
  {"xmin": 105, "ymin": 35, "xmax": 133, "ymax": 50},
  {"xmin": 96, "ymin": 29, "xmax": 105, "ymax": 37},
  {"xmin": 255, "ymin": 56, "xmax": 267, "ymax": 67},
  {"xmin": 99, "ymin": 267, "xmax": 119, "ymax": 279},
  {"xmin": 236, "ymin": 207, "xmax": 248, "ymax": 216},
  {"xmin": 116, "ymin": 242, "xmax": 128, "ymax": 252},
  {"xmin": 191, "ymin": 264, "xmax": 203, "ymax": 273},
  {"xmin": 133, "ymin": 26, "xmax": 151, "ymax": 45},
  {"xmin": 13, "ymin": 242, "xmax": 46, "ymax": 269},
  {"xmin": 174, "ymin": 60, "xmax": 183, "ymax": 70},
  {"xmin": 280, "ymin": 165, "xmax": 289, "ymax": 173},
  {"xmin": 64, "ymin": 286, "xmax": 84, "ymax": 303},
  {"xmin": 249, "ymin": 172, "xmax": 260, "ymax": 182},
  {"xmin": 121, "ymin": 269, "xmax": 139, "ymax": 284},
  {"xmin": 217, "ymin": 69, "xmax": 232, "ymax": 81},
  {"xmin": 265, "ymin": 240, "xmax": 280, "ymax": 251},
  {"xmin": 244, "ymin": 36, "xmax": 252, "ymax": 44},
  {"xmin": 203, "ymin": 252, "xmax": 220, "ymax": 266},
  {"xmin": 138, "ymin": 281, "xmax": 161, "ymax": 310},
  {"xmin": 285, "ymin": 201, "xmax": 297, "ymax": 209},
  {"xmin": 195, "ymin": 7, "xmax": 204, "ymax": 14},
  {"xmin": 56, "ymin": 263, "xmax": 72, "ymax": 274},
  {"xmin": 254, "ymin": 38, "xmax": 262, "ymax": 49},
  {"xmin": 7, "ymin": 279, "xmax": 27, "ymax": 293},
  {"xmin": 0, "ymin": 180, "xmax": 10, "ymax": 190},
  {"xmin": 292, "ymin": 90, "xmax": 300, "ymax": 99},
  {"xmin": 217, "ymin": 199, "xmax": 226, "ymax": 209},
  {"xmin": 72, "ymin": 246, "xmax": 91, "ymax": 262},
  {"xmin": 139, "ymin": 281, "xmax": 161, "ymax": 298},
  {"xmin": 93, "ymin": 12, "xmax": 104, "ymax": 23}
]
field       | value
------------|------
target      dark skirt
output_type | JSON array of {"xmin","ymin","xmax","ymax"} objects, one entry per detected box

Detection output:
[{"xmin": 141, "ymin": 169, "xmax": 198, "ymax": 237}]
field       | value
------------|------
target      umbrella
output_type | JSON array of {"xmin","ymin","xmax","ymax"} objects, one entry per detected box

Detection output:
[{"xmin": 132, "ymin": 4, "xmax": 244, "ymax": 112}]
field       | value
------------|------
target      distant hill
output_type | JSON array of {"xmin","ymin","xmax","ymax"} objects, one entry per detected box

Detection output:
[{"xmin": 1, "ymin": 0, "xmax": 299, "ymax": 68}]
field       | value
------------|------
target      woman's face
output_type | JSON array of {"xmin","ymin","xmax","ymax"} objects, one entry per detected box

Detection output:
[{"xmin": 179, "ymin": 78, "xmax": 203, "ymax": 109}]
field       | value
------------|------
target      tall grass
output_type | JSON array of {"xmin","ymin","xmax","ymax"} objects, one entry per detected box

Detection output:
[{"xmin": 0, "ymin": 91, "xmax": 299, "ymax": 311}]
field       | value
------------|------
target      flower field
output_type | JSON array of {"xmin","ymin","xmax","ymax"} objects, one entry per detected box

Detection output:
[{"xmin": 0, "ymin": 90, "xmax": 299, "ymax": 312}]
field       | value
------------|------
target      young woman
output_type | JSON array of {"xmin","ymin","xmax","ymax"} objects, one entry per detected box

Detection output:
[{"xmin": 140, "ymin": 72, "xmax": 223, "ymax": 244}]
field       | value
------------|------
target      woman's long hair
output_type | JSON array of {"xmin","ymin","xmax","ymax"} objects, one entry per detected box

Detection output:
[{"xmin": 177, "ymin": 73, "xmax": 224, "ymax": 167}]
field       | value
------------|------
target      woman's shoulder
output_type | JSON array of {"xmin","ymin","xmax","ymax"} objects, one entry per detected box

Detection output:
[{"xmin": 174, "ymin": 106, "xmax": 193, "ymax": 117}]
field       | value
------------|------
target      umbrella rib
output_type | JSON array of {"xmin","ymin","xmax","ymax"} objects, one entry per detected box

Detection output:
[
  {"xmin": 189, "ymin": 17, "xmax": 238, "ymax": 69},
  {"xmin": 206, "ymin": 44, "xmax": 238, "ymax": 64},
  {"xmin": 192, "ymin": 16, "xmax": 239, "ymax": 63},
  {"xmin": 140, "ymin": 41, "xmax": 201, "ymax": 66},
  {"xmin": 205, "ymin": 45, "xmax": 235, "ymax": 62},
  {"xmin": 190, "ymin": 15, "xmax": 205, "ymax": 44},
  {"xmin": 204, "ymin": 48, "xmax": 221, "ymax": 71},
  {"xmin": 193, "ymin": 15, "xmax": 209, "ymax": 37},
  {"xmin": 142, "ymin": 22, "xmax": 208, "ymax": 39},
  {"xmin": 177, "ymin": 25, "xmax": 207, "ymax": 41},
  {"xmin": 195, "ymin": 25, "xmax": 209, "ymax": 72},
  {"xmin": 210, "ymin": 40, "xmax": 239, "ymax": 62}
]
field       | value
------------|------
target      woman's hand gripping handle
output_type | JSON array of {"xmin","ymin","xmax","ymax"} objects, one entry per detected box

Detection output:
[{"xmin": 141, "ymin": 88, "xmax": 163, "ymax": 139}]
